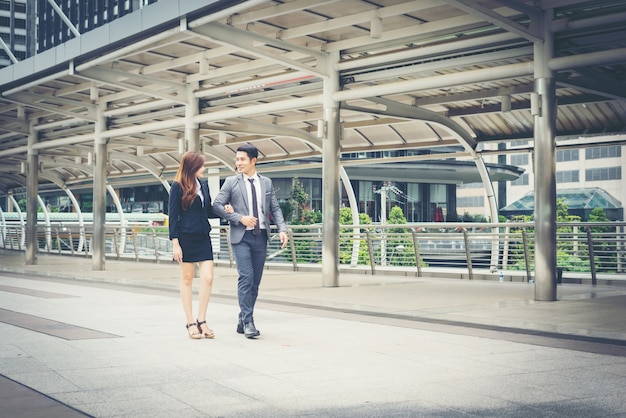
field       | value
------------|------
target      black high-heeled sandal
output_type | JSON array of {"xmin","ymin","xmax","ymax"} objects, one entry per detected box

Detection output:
[
  {"xmin": 196, "ymin": 319, "xmax": 215, "ymax": 339},
  {"xmin": 186, "ymin": 322, "xmax": 202, "ymax": 339}
]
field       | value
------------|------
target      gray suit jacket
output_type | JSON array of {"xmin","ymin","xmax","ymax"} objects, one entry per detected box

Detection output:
[{"xmin": 212, "ymin": 173, "xmax": 287, "ymax": 244}]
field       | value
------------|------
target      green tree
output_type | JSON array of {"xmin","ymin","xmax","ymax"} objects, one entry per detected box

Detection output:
[
  {"xmin": 339, "ymin": 207, "xmax": 372, "ymax": 265},
  {"xmin": 286, "ymin": 178, "xmax": 321, "ymax": 226},
  {"xmin": 587, "ymin": 207, "xmax": 615, "ymax": 272},
  {"xmin": 386, "ymin": 206, "xmax": 417, "ymax": 267},
  {"xmin": 508, "ymin": 198, "xmax": 593, "ymax": 273},
  {"xmin": 284, "ymin": 178, "xmax": 323, "ymax": 264},
  {"xmin": 458, "ymin": 211, "xmax": 488, "ymax": 222},
  {"xmin": 556, "ymin": 198, "xmax": 581, "ymax": 254},
  {"xmin": 288, "ymin": 177, "xmax": 308, "ymax": 224}
]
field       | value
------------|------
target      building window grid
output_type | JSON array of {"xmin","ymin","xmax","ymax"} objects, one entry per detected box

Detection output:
[
  {"xmin": 557, "ymin": 149, "xmax": 579, "ymax": 162},
  {"xmin": 457, "ymin": 196, "xmax": 485, "ymax": 207},
  {"xmin": 511, "ymin": 173, "xmax": 529, "ymax": 186},
  {"xmin": 459, "ymin": 182, "xmax": 483, "ymax": 189},
  {"xmin": 556, "ymin": 170, "xmax": 579, "ymax": 183},
  {"xmin": 510, "ymin": 140, "xmax": 529, "ymax": 147},
  {"xmin": 585, "ymin": 166, "xmax": 622, "ymax": 181},
  {"xmin": 585, "ymin": 145, "xmax": 621, "ymax": 160},
  {"xmin": 510, "ymin": 154, "xmax": 529, "ymax": 166}
]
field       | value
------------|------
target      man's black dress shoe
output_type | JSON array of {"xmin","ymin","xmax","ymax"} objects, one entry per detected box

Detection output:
[
  {"xmin": 243, "ymin": 322, "xmax": 260, "ymax": 339},
  {"xmin": 236, "ymin": 314, "xmax": 244, "ymax": 334}
]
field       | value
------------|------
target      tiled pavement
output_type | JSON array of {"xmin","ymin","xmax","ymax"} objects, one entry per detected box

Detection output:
[{"xmin": 1, "ymin": 250, "xmax": 626, "ymax": 417}]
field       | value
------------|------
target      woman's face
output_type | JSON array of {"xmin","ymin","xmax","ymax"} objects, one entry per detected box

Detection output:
[{"xmin": 195, "ymin": 165, "xmax": 205, "ymax": 178}]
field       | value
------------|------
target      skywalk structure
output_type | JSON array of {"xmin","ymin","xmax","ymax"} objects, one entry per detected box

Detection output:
[{"xmin": 1, "ymin": 0, "xmax": 625, "ymax": 301}]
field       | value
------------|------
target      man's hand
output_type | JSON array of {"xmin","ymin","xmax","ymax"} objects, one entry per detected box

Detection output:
[
  {"xmin": 279, "ymin": 231, "xmax": 288, "ymax": 248},
  {"xmin": 240, "ymin": 215, "xmax": 258, "ymax": 228}
]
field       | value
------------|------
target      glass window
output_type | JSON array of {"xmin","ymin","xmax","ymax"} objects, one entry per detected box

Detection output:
[
  {"xmin": 457, "ymin": 196, "xmax": 484, "ymax": 207},
  {"xmin": 510, "ymin": 154, "xmax": 528, "ymax": 166},
  {"xmin": 585, "ymin": 166, "xmax": 621, "ymax": 181},
  {"xmin": 556, "ymin": 170, "xmax": 579, "ymax": 183},
  {"xmin": 404, "ymin": 183, "xmax": 421, "ymax": 222},
  {"xmin": 510, "ymin": 140, "xmax": 528, "ymax": 147},
  {"xmin": 585, "ymin": 146, "xmax": 621, "ymax": 160},
  {"xmin": 557, "ymin": 149, "xmax": 579, "ymax": 162},
  {"xmin": 359, "ymin": 181, "xmax": 374, "ymax": 202},
  {"xmin": 511, "ymin": 173, "xmax": 529, "ymax": 186},
  {"xmin": 459, "ymin": 182, "xmax": 483, "ymax": 189},
  {"xmin": 272, "ymin": 178, "xmax": 291, "ymax": 201},
  {"xmin": 430, "ymin": 184, "xmax": 446, "ymax": 205}
]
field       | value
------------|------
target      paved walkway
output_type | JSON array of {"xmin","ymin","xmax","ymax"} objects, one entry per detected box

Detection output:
[{"xmin": 1, "ymin": 250, "xmax": 626, "ymax": 417}]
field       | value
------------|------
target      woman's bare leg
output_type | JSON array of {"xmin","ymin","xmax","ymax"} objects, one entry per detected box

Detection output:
[
  {"xmin": 179, "ymin": 262, "xmax": 195, "ymax": 324},
  {"xmin": 196, "ymin": 260, "xmax": 215, "ymax": 337}
]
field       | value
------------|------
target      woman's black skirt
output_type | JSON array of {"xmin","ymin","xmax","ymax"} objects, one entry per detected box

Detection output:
[{"xmin": 178, "ymin": 233, "xmax": 214, "ymax": 262}]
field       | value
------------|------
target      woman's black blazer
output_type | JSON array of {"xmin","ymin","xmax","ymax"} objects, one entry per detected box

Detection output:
[{"xmin": 168, "ymin": 180, "xmax": 218, "ymax": 240}]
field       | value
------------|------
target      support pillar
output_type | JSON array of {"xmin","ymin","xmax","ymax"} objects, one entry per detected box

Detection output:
[
  {"xmin": 533, "ymin": 10, "xmax": 557, "ymax": 301},
  {"xmin": 321, "ymin": 53, "xmax": 341, "ymax": 287},
  {"xmin": 25, "ymin": 122, "xmax": 38, "ymax": 265},
  {"xmin": 186, "ymin": 84, "xmax": 200, "ymax": 153},
  {"xmin": 92, "ymin": 106, "xmax": 107, "ymax": 270}
]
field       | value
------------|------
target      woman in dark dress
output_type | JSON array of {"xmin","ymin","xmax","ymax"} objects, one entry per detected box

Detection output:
[{"xmin": 168, "ymin": 152, "xmax": 230, "ymax": 339}]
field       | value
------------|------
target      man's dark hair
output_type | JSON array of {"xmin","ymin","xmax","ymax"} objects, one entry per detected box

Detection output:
[{"xmin": 237, "ymin": 144, "xmax": 259, "ymax": 160}]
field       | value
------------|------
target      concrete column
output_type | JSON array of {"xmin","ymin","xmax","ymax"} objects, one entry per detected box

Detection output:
[
  {"xmin": 533, "ymin": 10, "xmax": 557, "ymax": 301},
  {"xmin": 186, "ymin": 84, "xmax": 200, "ymax": 152},
  {"xmin": 92, "ymin": 106, "xmax": 107, "ymax": 270},
  {"xmin": 207, "ymin": 167, "xmax": 221, "ymax": 254},
  {"xmin": 321, "ymin": 52, "xmax": 340, "ymax": 287},
  {"xmin": 25, "ymin": 122, "xmax": 38, "ymax": 265}
]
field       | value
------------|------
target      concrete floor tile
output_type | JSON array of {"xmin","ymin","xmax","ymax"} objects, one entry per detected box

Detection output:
[{"xmin": 2, "ymin": 253, "xmax": 626, "ymax": 417}]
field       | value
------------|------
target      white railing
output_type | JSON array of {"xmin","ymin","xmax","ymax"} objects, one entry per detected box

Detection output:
[{"xmin": 2, "ymin": 221, "xmax": 625, "ymax": 283}]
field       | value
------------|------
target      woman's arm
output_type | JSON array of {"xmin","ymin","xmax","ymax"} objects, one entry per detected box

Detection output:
[
  {"xmin": 168, "ymin": 181, "xmax": 182, "ymax": 240},
  {"xmin": 171, "ymin": 237, "xmax": 182, "ymax": 262}
]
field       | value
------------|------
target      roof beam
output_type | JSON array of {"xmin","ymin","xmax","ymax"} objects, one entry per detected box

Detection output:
[
  {"xmin": 190, "ymin": 57, "xmax": 279, "ymax": 85},
  {"xmin": 277, "ymin": 0, "xmax": 439, "ymax": 40},
  {"xmin": 228, "ymin": 0, "xmax": 339, "ymax": 25},
  {"xmin": 345, "ymin": 97, "xmax": 477, "ymax": 150},
  {"xmin": 557, "ymin": 69, "xmax": 626, "ymax": 101},
  {"xmin": 207, "ymin": 82, "xmax": 322, "ymax": 107},
  {"xmin": 208, "ymin": 117, "xmax": 322, "ymax": 151},
  {"xmin": 75, "ymin": 67, "xmax": 188, "ymax": 104},
  {"xmin": 196, "ymin": 71, "xmax": 316, "ymax": 99},
  {"xmin": 0, "ymin": 115, "xmax": 29, "ymax": 134},
  {"xmin": 342, "ymin": 38, "xmax": 530, "ymax": 75},
  {"xmin": 444, "ymin": 0, "xmax": 542, "ymax": 42},
  {"xmin": 328, "ymin": 6, "xmax": 521, "ymax": 53},
  {"xmin": 108, "ymin": 134, "xmax": 176, "ymax": 149},
  {"xmin": 5, "ymin": 92, "xmax": 97, "ymax": 122},
  {"xmin": 489, "ymin": 0, "xmax": 541, "ymax": 20},
  {"xmin": 190, "ymin": 22, "xmax": 328, "ymax": 77},
  {"xmin": 108, "ymin": 151, "xmax": 170, "ymax": 190},
  {"xmin": 413, "ymin": 85, "xmax": 534, "ymax": 107}
]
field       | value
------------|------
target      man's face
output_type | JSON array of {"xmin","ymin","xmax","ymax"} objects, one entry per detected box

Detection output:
[{"xmin": 235, "ymin": 151, "xmax": 256, "ymax": 176}]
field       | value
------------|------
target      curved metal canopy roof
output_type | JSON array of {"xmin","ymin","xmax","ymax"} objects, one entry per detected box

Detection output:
[{"xmin": 1, "ymin": 0, "xmax": 626, "ymax": 194}]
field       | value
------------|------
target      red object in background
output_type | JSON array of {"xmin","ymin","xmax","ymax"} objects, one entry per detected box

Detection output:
[{"xmin": 434, "ymin": 207, "xmax": 444, "ymax": 222}]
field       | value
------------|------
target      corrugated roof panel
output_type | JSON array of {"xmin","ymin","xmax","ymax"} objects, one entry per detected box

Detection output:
[{"xmin": 0, "ymin": 0, "xmax": 625, "ymax": 194}]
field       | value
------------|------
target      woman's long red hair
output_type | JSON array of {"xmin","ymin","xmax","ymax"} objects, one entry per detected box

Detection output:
[{"xmin": 175, "ymin": 152, "xmax": 205, "ymax": 210}]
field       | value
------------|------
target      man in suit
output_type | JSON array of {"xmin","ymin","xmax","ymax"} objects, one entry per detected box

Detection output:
[{"xmin": 212, "ymin": 144, "xmax": 288, "ymax": 339}]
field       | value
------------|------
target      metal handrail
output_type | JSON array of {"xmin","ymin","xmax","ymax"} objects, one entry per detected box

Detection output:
[{"xmin": 2, "ymin": 221, "xmax": 625, "ymax": 283}]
